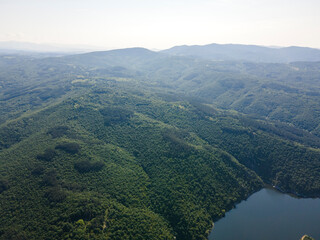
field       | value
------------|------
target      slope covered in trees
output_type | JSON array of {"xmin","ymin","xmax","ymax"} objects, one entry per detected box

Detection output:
[{"xmin": 1, "ymin": 48, "xmax": 320, "ymax": 239}]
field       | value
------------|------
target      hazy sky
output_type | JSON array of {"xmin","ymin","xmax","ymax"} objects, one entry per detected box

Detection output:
[{"xmin": 1, "ymin": 0, "xmax": 320, "ymax": 50}]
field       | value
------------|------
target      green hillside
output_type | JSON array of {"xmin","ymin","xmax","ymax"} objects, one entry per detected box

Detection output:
[{"xmin": 1, "ymin": 50, "xmax": 320, "ymax": 239}]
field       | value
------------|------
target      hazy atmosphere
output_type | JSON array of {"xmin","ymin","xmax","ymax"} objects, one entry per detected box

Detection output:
[
  {"xmin": 1, "ymin": 0, "xmax": 320, "ymax": 50},
  {"xmin": 1, "ymin": 1, "xmax": 320, "ymax": 240}
]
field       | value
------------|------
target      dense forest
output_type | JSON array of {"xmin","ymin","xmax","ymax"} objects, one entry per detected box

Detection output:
[{"xmin": 0, "ymin": 46, "xmax": 320, "ymax": 239}]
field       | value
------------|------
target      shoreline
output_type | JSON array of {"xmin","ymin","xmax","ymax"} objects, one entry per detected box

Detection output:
[
  {"xmin": 207, "ymin": 186, "xmax": 262, "ymax": 238},
  {"xmin": 264, "ymin": 184, "xmax": 320, "ymax": 199},
  {"xmin": 207, "ymin": 186, "xmax": 319, "ymax": 239}
]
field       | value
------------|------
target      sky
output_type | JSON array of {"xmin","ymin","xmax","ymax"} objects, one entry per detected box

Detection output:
[{"xmin": 0, "ymin": 0, "xmax": 320, "ymax": 50}]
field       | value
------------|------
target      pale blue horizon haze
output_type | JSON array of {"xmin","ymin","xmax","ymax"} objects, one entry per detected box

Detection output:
[{"xmin": 0, "ymin": 0, "xmax": 320, "ymax": 50}]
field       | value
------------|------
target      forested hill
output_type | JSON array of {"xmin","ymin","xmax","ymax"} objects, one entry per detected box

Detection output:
[
  {"xmin": 0, "ymin": 48, "xmax": 320, "ymax": 239},
  {"xmin": 162, "ymin": 43, "xmax": 320, "ymax": 63},
  {"xmin": 62, "ymin": 48, "xmax": 320, "ymax": 135}
]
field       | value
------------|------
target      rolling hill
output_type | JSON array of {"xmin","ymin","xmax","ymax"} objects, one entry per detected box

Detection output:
[{"xmin": 1, "ymin": 46, "xmax": 320, "ymax": 239}]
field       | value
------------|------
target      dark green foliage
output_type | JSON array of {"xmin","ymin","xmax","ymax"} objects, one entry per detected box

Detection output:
[
  {"xmin": 47, "ymin": 126, "xmax": 69, "ymax": 138},
  {"xmin": 42, "ymin": 170, "xmax": 58, "ymax": 187},
  {"xmin": 104, "ymin": 204, "xmax": 174, "ymax": 240},
  {"xmin": 55, "ymin": 142, "xmax": 80, "ymax": 154},
  {"xmin": 74, "ymin": 160, "xmax": 105, "ymax": 173},
  {"xmin": 36, "ymin": 148, "xmax": 57, "ymax": 161},
  {"xmin": 0, "ymin": 179, "xmax": 9, "ymax": 193},
  {"xmin": 221, "ymin": 126, "xmax": 249, "ymax": 135},
  {"xmin": 31, "ymin": 165, "xmax": 45, "ymax": 176},
  {"xmin": 99, "ymin": 106, "xmax": 134, "ymax": 126},
  {"xmin": 45, "ymin": 187, "xmax": 66, "ymax": 203},
  {"xmin": 36, "ymin": 87, "xmax": 67, "ymax": 101},
  {"xmin": 162, "ymin": 129, "xmax": 194, "ymax": 158},
  {"xmin": 0, "ymin": 227, "xmax": 28, "ymax": 240},
  {"xmin": 0, "ymin": 126, "xmax": 22, "ymax": 149},
  {"xmin": 61, "ymin": 181, "xmax": 84, "ymax": 192},
  {"xmin": 190, "ymin": 101, "xmax": 217, "ymax": 119},
  {"xmin": 68, "ymin": 198, "xmax": 103, "ymax": 221}
]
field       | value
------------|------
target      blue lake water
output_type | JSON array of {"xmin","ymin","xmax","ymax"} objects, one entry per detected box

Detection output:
[{"xmin": 209, "ymin": 188, "xmax": 320, "ymax": 240}]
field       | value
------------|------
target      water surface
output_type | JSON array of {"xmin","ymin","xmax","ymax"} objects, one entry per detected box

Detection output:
[{"xmin": 209, "ymin": 188, "xmax": 320, "ymax": 240}]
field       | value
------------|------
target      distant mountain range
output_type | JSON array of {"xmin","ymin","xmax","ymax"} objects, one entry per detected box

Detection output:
[
  {"xmin": 0, "ymin": 41, "xmax": 103, "ymax": 55},
  {"xmin": 2, "ymin": 41, "xmax": 320, "ymax": 63},
  {"xmin": 161, "ymin": 43, "xmax": 320, "ymax": 63}
]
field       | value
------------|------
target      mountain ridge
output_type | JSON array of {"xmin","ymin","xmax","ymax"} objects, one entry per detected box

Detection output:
[
  {"xmin": 161, "ymin": 43, "xmax": 320, "ymax": 63},
  {"xmin": 2, "ymin": 41, "xmax": 320, "ymax": 63}
]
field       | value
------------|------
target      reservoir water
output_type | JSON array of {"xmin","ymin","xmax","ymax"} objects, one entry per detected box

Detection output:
[{"xmin": 209, "ymin": 188, "xmax": 320, "ymax": 240}]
